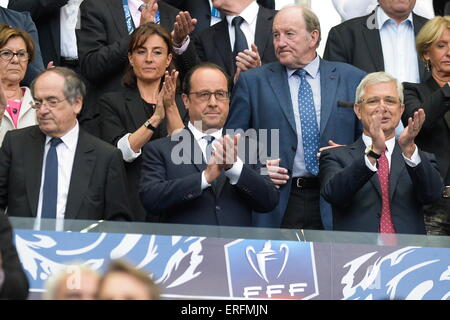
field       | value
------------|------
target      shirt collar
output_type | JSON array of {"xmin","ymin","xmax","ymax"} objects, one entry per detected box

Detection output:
[
  {"xmin": 226, "ymin": 1, "xmax": 259, "ymax": 26},
  {"xmin": 128, "ymin": 0, "xmax": 145, "ymax": 14},
  {"xmin": 286, "ymin": 54, "xmax": 320, "ymax": 79},
  {"xmin": 377, "ymin": 5, "xmax": 414, "ymax": 28},
  {"xmin": 188, "ymin": 122, "xmax": 223, "ymax": 142},
  {"xmin": 362, "ymin": 133, "xmax": 396, "ymax": 154},
  {"xmin": 45, "ymin": 121, "xmax": 79, "ymax": 152}
]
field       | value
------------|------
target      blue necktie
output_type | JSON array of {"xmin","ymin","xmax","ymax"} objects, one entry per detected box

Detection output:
[
  {"xmin": 232, "ymin": 16, "xmax": 248, "ymax": 58},
  {"xmin": 41, "ymin": 138, "xmax": 63, "ymax": 219},
  {"xmin": 204, "ymin": 135, "xmax": 215, "ymax": 163},
  {"xmin": 296, "ymin": 69, "xmax": 319, "ymax": 176}
]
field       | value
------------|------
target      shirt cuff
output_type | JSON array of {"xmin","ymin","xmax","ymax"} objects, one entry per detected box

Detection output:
[
  {"xmin": 365, "ymin": 155, "xmax": 378, "ymax": 172},
  {"xmin": 403, "ymin": 145, "xmax": 421, "ymax": 167},
  {"xmin": 173, "ymin": 36, "xmax": 190, "ymax": 55},
  {"xmin": 224, "ymin": 157, "xmax": 244, "ymax": 185},
  {"xmin": 201, "ymin": 170, "xmax": 211, "ymax": 190},
  {"xmin": 117, "ymin": 133, "xmax": 141, "ymax": 162}
]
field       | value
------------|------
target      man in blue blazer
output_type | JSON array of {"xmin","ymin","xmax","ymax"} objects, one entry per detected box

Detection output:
[
  {"xmin": 225, "ymin": 5, "xmax": 366, "ymax": 229},
  {"xmin": 139, "ymin": 63, "xmax": 278, "ymax": 226}
]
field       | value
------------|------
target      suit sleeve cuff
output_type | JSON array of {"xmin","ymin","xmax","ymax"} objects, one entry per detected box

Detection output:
[
  {"xmin": 224, "ymin": 157, "xmax": 244, "ymax": 185},
  {"xmin": 117, "ymin": 133, "xmax": 141, "ymax": 162},
  {"xmin": 173, "ymin": 36, "xmax": 190, "ymax": 55},
  {"xmin": 403, "ymin": 146, "xmax": 421, "ymax": 167},
  {"xmin": 201, "ymin": 170, "xmax": 211, "ymax": 190},
  {"xmin": 364, "ymin": 155, "xmax": 378, "ymax": 172}
]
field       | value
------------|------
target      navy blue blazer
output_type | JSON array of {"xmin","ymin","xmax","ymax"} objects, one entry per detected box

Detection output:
[
  {"xmin": 139, "ymin": 128, "xmax": 279, "ymax": 226},
  {"xmin": 225, "ymin": 59, "xmax": 366, "ymax": 228},
  {"xmin": 319, "ymin": 138, "xmax": 443, "ymax": 234},
  {"xmin": 0, "ymin": 7, "xmax": 45, "ymax": 86}
]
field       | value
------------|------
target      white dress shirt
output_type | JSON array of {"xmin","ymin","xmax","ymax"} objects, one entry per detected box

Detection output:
[
  {"xmin": 362, "ymin": 133, "xmax": 421, "ymax": 172},
  {"xmin": 286, "ymin": 54, "xmax": 321, "ymax": 178},
  {"xmin": 37, "ymin": 123, "xmax": 79, "ymax": 221},
  {"xmin": 188, "ymin": 122, "xmax": 243, "ymax": 190},
  {"xmin": 226, "ymin": 0, "xmax": 259, "ymax": 51},
  {"xmin": 60, "ymin": 0, "xmax": 84, "ymax": 59}
]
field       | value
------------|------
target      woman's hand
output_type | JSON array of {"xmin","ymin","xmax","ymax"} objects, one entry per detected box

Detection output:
[{"xmin": 161, "ymin": 70, "xmax": 178, "ymax": 110}]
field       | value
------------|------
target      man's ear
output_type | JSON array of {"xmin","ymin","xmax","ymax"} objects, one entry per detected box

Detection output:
[{"xmin": 354, "ymin": 103, "xmax": 362, "ymax": 120}]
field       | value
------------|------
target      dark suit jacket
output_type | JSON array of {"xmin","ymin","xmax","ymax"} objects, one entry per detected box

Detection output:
[
  {"xmin": 320, "ymin": 138, "xmax": 443, "ymax": 234},
  {"xmin": 162, "ymin": 0, "xmax": 275, "ymax": 35},
  {"xmin": 0, "ymin": 7, "xmax": 45, "ymax": 86},
  {"xmin": 0, "ymin": 126, "xmax": 132, "ymax": 221},
  {"xmin": 225, "ymin": 59, "xmax": 366, "ymax": 228},
  {"xmin": 99, "ymin": 86, "xmax": 187, "ymax": 222},
  {"xmin": 403, "ymin": 78, "xmax": 450, "ymax": 184},
  {"xmin": 139, "ymin": 128, "xmax": 279, "ymax": 226},
  {"xmin": 76, "ymin": 0, "xmax": 194, "ymax": 136},
  {"xmin": 323, "ymin": 10, "xmax": 428, "ymax": 81},
  {"xmin": 193, "ymin": 5, "xmax": 277, "ymax": 79},
  {"xmin": 8, "ymin": 0, "xmax": 68, "ymax": 66},
  {"xmin": 0, "ymin": 213, "xmax": 29, "ymax": 299}
]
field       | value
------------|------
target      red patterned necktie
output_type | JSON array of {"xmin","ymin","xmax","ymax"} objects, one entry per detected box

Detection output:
[{"xmin": 377, "ymin": 150, "xmax": 396, "ymax": 233}]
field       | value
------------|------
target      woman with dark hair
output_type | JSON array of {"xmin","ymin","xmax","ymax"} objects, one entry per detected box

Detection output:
[
  {"xmin": 100, "ymin": 23, "xmax": 186, "ymax": 222},
  {"xmin": 403, "ymin": 16, "xmax": 450, "ymax": 235},
  {"xmin": 0, "ymin": 24, "xmax": 36, "ymax": 146}
]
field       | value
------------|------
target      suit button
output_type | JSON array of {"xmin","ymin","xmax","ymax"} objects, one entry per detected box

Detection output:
[
  {"xmin": 215, "ymin": 205, "xmax": 221, "ymax": 211},
  {"xmin": 291, "ymin": 146, "xmax": 297, "ymax": 151}
]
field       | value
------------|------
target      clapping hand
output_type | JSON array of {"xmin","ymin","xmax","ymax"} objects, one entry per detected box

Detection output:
[
  {"xmin": 398, "ymin": 108, "xmax": 425, "ymax": 158},
  {"xmin": 172, "ymin": 11, "xmax": 197, "ymax": 46}
]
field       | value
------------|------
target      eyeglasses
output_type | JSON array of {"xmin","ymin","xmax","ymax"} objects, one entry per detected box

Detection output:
[
  {"xmin": 31, "ymin": 97, "xmax": 68, "ymax": 110},
  {"xmin": 188, "ymin": 91, "xmax": 230, "ymax": 102},
  {"xmin": 359, "ymin": 96, "xmax": 401, "ymax": 107},
  {"xmin": 0, "ymin": 49, "xmax": 29, "ymax": 61}
]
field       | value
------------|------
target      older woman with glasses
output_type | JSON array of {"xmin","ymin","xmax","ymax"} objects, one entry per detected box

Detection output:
[
  {"xmin": 403, "ymin": 16, "xmax": 450, "ymax": 235},
  {"xmin": 100, "ymin": 23, "xmax": 186, "ymax": 222},
  {"xmin": 0, "ymin": 24, "xmax": 36, "ymax": 146}
]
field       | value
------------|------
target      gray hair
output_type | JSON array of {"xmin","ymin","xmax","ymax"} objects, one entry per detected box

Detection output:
[
  {"xmin": 355, "ymin": 72, "xmax": 404, "ymax": 104},
  {"xmin": 43, "ymin": 263, "xmax": 99, "ymax": 300},
  {"xmin": 30, "ymin": 67, "xmax": 86, "ymax": 104}
]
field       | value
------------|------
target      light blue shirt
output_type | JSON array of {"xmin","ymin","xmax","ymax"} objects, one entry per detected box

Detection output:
[
  {"xmin": 286, "ymin": 54, "xmax": 321, "ymax": 177},
  {"xmin": 377, "ymin": 6, "xmax": 420, "ymax": 84}
]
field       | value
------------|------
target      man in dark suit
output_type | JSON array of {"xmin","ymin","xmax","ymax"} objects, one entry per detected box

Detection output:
[
  {"xmin": 0, "ymin": 213, "xmax": 29, "ymax": 299},
  {"xmin": 191, "ymin": 0, "xmax": 277, "ymax": 81},
  {"xmin": 139, "ymin": 63, "xmax": 279, "ymax": 226},
  {"xmin": 161, "ymin": 0, "xmax": 275, "ymax": 35},
  {"xmin": 76, "ymin": 0, "xmax": 195, "ymax": 136},
  {"xmin": 324, "ymin": 0, "xmax": 428, "ymax": 83},
  {"xmin": 8, "ymin": 0, "xmax": 81, "ymax": 71},
  {"xmin": 0, "ymin": 67, "xmax": 132, "ymax": 221},
  {"xmin": 225, "ymin": 5, "xmax": 366, "ymax": 229},
  {"xmin": 320, "ymin": 72, "xmax": 442, "ymax": 234},
  {"xmin": 0, "ymin": 6, "xmax": 45, "ymax": 86}
]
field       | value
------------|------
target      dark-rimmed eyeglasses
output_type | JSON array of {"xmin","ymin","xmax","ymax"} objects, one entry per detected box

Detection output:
[
  {"xmin": 188, "ymin": 90, "xmax": 230, "ymax": 101},
  {"xmin": 358, "ymin": 96, "xmax": 401, "ymax": 107},
  {"xmin": 0, "ymin": 49, "xmax": 29, "ymax": 62}
]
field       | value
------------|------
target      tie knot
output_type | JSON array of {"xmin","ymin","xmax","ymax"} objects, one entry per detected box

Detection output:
[
  {"xmin": 50, "ymin": 138, "xmax": 63, "ymax": 147},
  {"xmin": 295, "ymin": 69, "xmax": 307, "ymax": 78},
  {"xmin": 203, "ymin": 135, "xmax": 215, "ymax": 145},
  {"xmin": 232, "ymin": 16, "xmax": 245, "ymax": 27}
]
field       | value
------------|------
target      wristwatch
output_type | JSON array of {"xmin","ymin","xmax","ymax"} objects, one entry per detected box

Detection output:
[
  {"xmin": 365, "ymin": 145, "xmax": 381, "ymax": 159},
  {"xmin": 144, "ymin": 120, "xmax": 157, "ymax": 132}
]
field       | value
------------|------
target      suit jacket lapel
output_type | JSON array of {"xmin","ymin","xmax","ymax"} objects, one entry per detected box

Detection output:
[
  {"xmin": 213, "ymin": 20, "xmax": 234, "ymax": 76},
  {"xmin": 361, "ymin": 12, "xmax": 385, "ymax": 72},
  {"xmin": 254, "ymin": 7, "xmax": 273, "ymax": 61},
  {"xmin": 413, "ymin": 13, "xmax": 427, "ymax": 80},
  {"xmin": 389, "ymin": 142, "xmax": 405, "ymax": 200},
  {"xmin": 25, "ymin": 128, "xmax": 46, "ymax": 217},
  {"xmin": 268, "ymin": 63, "xmax": 297, "ymax": 134},
  {"xmin": 64, "ymin": 130, "xmax": 96, "ymax": 219},
  {"xmin": 109, "ymin": 0, "xmax": 128, "ymax": 37},
  {"xmin": 319, "ymin": 59, "xmax": 338, "ymax": 136},
  {"xmin": 125, "ymin": 88, "xmax": 148, "ymax": 129}
]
